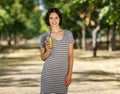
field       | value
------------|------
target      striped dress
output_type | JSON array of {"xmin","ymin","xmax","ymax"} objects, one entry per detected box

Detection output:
[{"xmin": 40, "ymin": 30, "xmax": 74, "ymax": 94}]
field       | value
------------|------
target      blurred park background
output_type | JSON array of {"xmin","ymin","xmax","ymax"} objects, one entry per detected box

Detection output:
[{"xmin": 0, "ymin": 0, "xmax": 120, "ymax": 94}]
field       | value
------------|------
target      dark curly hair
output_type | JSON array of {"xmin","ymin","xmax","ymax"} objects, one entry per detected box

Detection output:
[{"xmin": 45, "ymin": 8, "xmax": 62, "ymax": 26}]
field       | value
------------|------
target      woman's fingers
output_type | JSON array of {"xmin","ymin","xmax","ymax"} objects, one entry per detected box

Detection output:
[
  {"xmin": 45, "ymin": 40, "xmax": 50, "ymax": 49},
  {"xmin": 65, "ymin": 76, "xmax": 72, "ymax": 87},
  {"xmin": 65, "ymin": 80, "xmax": 71, "ymax": 87}
]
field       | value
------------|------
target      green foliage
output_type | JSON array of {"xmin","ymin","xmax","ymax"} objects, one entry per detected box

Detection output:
[
  {"xmin": 99, "ymin": 6, "xmax": 109, "ymax": 20},
  {"xmin": 99, "ymin": 0, "xmax": 120, "ymax": 28},
  {"xmin": 39, "ymin": 13, "xmax": 49, "ymax": 33},
  {"xmin": 0, "ymin": 0, "xmax": 41, "ymax": 41},
  {"xmin": 40, "ymin": 0, "xmax": 120, "ymax": 39},
  {"xmin": 0, "ymin": 8, "xmax": 13, "ymax": 30},
  {"xmin": 72, "ymin": 0, "xmax": 86, "ymax": 4}
]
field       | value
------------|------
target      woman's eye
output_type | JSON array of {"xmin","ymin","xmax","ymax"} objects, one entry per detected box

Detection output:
[
  {"xmin": 55, "ymin": 17, "xmax": 59, "ymax": 19},
  {"xmin": 49, "ymin": 17, "xmax": 53, "ymax": 19}
]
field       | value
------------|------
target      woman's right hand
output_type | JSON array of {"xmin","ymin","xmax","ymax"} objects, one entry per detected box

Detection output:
[
  {"xmin": 40, "ymin": 40, "xmax": 52, "ymax": 61},
  {"xmin": 45, "ymin": 40, "xmax": 52, "ymax": 50}
]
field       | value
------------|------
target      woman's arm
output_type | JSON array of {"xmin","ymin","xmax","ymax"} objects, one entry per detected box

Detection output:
[
  {"xmin": 68, "ymin": 43, "xmax": 74, "ymax": 76},
  {"xmin": 40, "ymin": 41, "xmax": 52, "ymax": 61},
  {"xmin": 65, "ymin": 43, "xmax": 74, "ymax": 87}
]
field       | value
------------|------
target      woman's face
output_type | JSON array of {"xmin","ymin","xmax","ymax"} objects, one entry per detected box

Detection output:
[{"xmin": 49, "ymin": 12, "xmax": 60, "ymax": 27}]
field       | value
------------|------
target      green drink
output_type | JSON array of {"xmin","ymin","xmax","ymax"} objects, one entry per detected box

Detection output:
[{"xmin": 46, "ymin": 36, "xmax": 54, "ymax": 48}]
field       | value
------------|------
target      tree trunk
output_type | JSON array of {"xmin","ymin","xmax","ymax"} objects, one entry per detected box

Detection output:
[
  {"xmin": 106, "ymin": 28, "xmax": 109, "ymax": 49},
  {"xmin": 13, "ymin": 32, "xmax": 17, "ymax": 45},
  {"xmin": 92, "ymin": 24, "xmax": 100, "ymax": 57},
  {"xmin": 78, "ymin": 30, "xmax": 82, "ymax": 49},
  {"xmin": 73, "ymin": 30, "xmax": 82, "ymax": 49},
  {"xmin": 7, "ymin": 32, "xmax": 12, "ymax": 46},
  {"xmin": 108, "ymin": 24, "xmax": 116, "ymax": 51},
  {"xmin": 81, "ymin": 22, "xmax": 86, "ymax": 50},
  {"xmin": 0, "ymin": 32, "xmax": 2, "ymax": 51}
]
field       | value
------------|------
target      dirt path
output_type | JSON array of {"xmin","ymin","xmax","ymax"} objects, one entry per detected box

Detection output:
[{"xmin": 0, "ymin": 48, "xmax": 120, "ymax": 94}]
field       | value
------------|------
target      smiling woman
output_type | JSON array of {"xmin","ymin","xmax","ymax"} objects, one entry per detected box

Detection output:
[
  {"xmin": 49, "ymin": 12, "xmax": 60, "ymax": 26},
  {"xmin": 40, "ymin": 8, "xmax": 74, "ymax": 94}
]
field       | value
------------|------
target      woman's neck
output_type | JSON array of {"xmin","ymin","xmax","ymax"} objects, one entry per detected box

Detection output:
[{"xmin": 51, "ymin": 26, "xmax": 62, "ymax": 33}]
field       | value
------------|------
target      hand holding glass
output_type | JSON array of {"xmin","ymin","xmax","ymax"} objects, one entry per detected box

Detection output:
[{"xmin": 46, "ymin": 37, "xmax": 54, "ymax": 49}]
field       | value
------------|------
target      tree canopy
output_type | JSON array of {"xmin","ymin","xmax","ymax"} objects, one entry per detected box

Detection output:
[
  {"xmin": 0, "ymin": 0, "xmax": 41, "ymax": 45},
  {"xmin": 0, "ymin": 0, "xmax": 120, "ymax": 53}
]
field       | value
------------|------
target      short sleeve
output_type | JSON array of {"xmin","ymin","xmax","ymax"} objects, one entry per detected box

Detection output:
[
  {"xmin": 40, "ymin": 33, "xmax": 48, "ymax": 48},
  {"xmin": 66, "ymin": 30, "xmax": 74, "ymax": 44}
]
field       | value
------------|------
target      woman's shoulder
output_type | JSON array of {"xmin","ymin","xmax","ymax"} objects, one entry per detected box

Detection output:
[
  {"xmin": 40, "ymin": 32, "xmax": 48, "ymax": 41},
  {"xmin": 41, "ymin": 32, "xmax": 48, "ymax": 38},
  {"xmin": 41, "ymin": 32, "xmax": 48, "ymax": 36},
  {"xmin": 64, "ymin": 29, "xmax": 74, "ymax": 43}
]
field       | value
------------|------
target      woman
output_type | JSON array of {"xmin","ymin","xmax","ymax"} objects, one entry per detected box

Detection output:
[{"xmin": 40, "ymin": 8, "xmax": 74, "ymax": 94}]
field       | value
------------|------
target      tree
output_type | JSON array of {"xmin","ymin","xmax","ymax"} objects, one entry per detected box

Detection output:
[
  {"xmin": 40, "ymin": 0, "xmax": 120, "ymax": 56},
  {"xmin": 99, "ymin": 0, "xmax": 120, "ymax": 51},
  {"xmin": 0, "ymin": 0, "xmax": 40, "ymax": 46}
]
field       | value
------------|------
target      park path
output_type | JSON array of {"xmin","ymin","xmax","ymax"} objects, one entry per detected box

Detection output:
[{"xmin": 0, "ymin": 47, "xmax": 120, "ymax": 94}]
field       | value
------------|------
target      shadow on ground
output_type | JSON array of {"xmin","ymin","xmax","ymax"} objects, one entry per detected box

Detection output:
[
  {"xmin": 0, "ymin": 44, "xmax": 39, "ymax": 53},
  {"xmin": 74, "ymin": 50, "xmax": 120, "ymax": 61},
  {"xmin": 0, "ymin": 47, "xmax": 41, "ymax": 87},
  {"xmin": 73, "ymin": 70, "xmax": 120, "ymax": 82},
  {"xmin": 0, "ymin": 44, "xmax": 120, "ymax": 92}
]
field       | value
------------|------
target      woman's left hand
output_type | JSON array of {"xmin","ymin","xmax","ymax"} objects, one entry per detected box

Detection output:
[{"xmin": 65, "ymin": 75, "xmax": 72, "ymax": 87}]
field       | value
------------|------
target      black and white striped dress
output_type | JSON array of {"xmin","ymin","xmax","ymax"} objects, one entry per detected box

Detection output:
[{"xmin": 40, "ymin": 30, "xmax": 74, "ymax": 94}]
